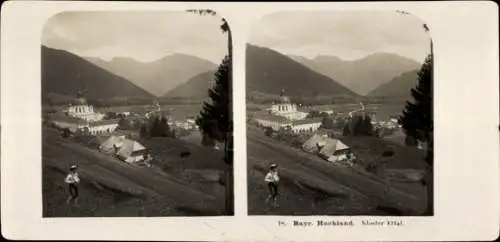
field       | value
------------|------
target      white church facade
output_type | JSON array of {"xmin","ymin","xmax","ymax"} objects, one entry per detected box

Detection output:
[
  {"xmin": 65, "ymin": 102, "xmax": 105, "ymax": 122},
  {"xmin": 254, "ymin": 91, "xmax": 321, "ymax": 133},
  {"xmin": 51, "ymin": 97, "xmax": 118, "ymax": 135},
  {"xmin": 267, "ymin": 95, "xmax": 308, "ymax": 121}
]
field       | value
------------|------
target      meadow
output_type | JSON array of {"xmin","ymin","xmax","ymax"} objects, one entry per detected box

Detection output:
[{"xmin": 42, "ymin": 126, "xmax": 227, "ymax": 217}]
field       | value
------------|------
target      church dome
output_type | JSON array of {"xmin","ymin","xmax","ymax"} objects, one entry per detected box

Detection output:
[
  {"xmin": 75, "ymin": 98, "xmax": 87, "ymax": 105},
  {"xmin": 280, "ymin": 96, "xmax": 291, "ymax": 103}
]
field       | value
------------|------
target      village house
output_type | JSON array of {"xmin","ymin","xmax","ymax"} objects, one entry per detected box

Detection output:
[
  {"xmin": 99, "ymin": 135, "xmax": 148, "ymax": 163},
  {"xmin": 302, "ymin": 134, "xmax": 354, "ymax": 163}
]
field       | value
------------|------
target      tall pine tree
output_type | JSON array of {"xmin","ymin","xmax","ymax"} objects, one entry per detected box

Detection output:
[
  {"xmin": 196, "ymin": 55, "xmax": 231, "ymax": 142},
  {"xmin": 399, "ymin": 54, "xmax": 433, "ymax": 144},
  {"xmin": 398, "ymin": 43, "xmax": 433, "ymax": 215},
  {"xmin": 189, "ymin": 9, "xmax": 233, "ymax": 215},
  {"xmin": 160, "ymin": 116, "xmax": 171, "ymax": 137}
]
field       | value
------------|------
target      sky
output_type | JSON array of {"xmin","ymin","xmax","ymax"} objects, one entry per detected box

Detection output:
[
  {"xmin": 42, "ymin": 11, "xmax": 228, "ymax": 63},
  {"xmin": 248, "ymin": 11, "xmax": 431, "ymax": 63}
]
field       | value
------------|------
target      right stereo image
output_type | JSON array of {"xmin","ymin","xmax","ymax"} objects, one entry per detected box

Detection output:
[{"xmin": 245, "ymin": 10, "xmax": 434, "ymax": 216}]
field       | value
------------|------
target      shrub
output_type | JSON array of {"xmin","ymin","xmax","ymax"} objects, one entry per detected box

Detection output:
[
  {"xmin": 180, "ymin": 150, "xmax": 191, "ymax": 159},
  {"xmin": 61, "ymin": 128, "xmax": 71, "ymax": 138},
  {"xmin": 344, "ymin": 114, "xmax": 374, "ymax": 136},
  {"xmin": 381, "ymin": 148, "xmax": 395, "ymax": 157},
  {"xmin": 321, "ymin": 117, "xmax": 335, "ymax": 129},
  {"xmin": 342, "ymin": 124, "xmax": 351, "ymax": 136},
  {"xmin": 291, "ymin": 138, "xmax": 303, "ymax": 148},
  {"xmin": 264, "ymin": 127, "xmax": 273, "ymax": 137},
  {"xmin": 201, "ymin": 133, "xmax": 216, "ymax": 147},
  {"xmin": 405, "ymin": 135, "xmax": 418, "ymax": 147}
]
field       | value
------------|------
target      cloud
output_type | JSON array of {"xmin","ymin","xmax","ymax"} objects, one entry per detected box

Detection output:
[
  {"xmin": 42, "ymin": 11, "xmax": 228, "ymax": 63},
  {"xmin": 248, "ymin": 11, "xmax": 431, "ymax": 62}
]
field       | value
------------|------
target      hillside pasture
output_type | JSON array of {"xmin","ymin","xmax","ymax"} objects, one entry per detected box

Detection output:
[
  {"xmin": 42, "ymin": 127, "xmax": 227, "ymax": 217},
  {"xmin": 246, "ymin": 125, "xmax": 427, "ymax": 215}
]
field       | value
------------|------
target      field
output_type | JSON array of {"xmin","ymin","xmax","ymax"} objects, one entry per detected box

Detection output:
[
  {"xmin": 246, "ymin": 125, "xmax": 428, "ymax": 215},
  {"xmin": 42, "ymin": 126, "xmax": 228, "ymax": 217}
]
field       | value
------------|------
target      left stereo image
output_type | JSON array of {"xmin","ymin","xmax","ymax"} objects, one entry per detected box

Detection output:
[{"xmin": 41, "ymin": 10, "xmax": 234, "ymax": 217}]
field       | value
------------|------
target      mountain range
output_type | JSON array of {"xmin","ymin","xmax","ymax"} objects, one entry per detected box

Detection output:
[
  {"xmin": 367, "ymin": 69, "xmax": 419, "ymax": 98},
  {"xmin": 163, "ymin": 71, "xmax": 216, "ymax": 99},
  {"xmin": 85, "ymin": 54, "xmax": 217, "ymax": 97},
  {"xmin": 246, "ymin": 44, "xmax": 359, "ymax": 99},
  {"xmin": 42, "ymin": 46, "xmax": 153, "ymax": 100},
  {"xmin": 289, "ymin": 53, "xmax": 422, "ymax": 95}
]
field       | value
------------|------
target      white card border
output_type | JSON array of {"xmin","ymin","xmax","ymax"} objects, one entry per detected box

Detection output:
[{"xmin": 1, "ymin": 1, "xmax": 499, "ymax": 241}]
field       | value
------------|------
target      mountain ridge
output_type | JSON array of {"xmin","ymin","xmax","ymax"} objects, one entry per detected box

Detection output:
[
  {"xmin": 85, "ymin": 53, "xmax": 218, "ymax": 97},
  {"xmin": 289, "ymin": 52, "xmax": 422, "ymax": 95},
  {"xmin": 246, "ymin": 44, "xmax": 359, "ymax": 100},
  {"xmin": 163, "ymin": 70, "xmax": 216, "ymax": 99},
  {"xmin": 42, "ymin": 45, "xmax": 154, "ymax": 100},
  {"xmin": 367, "ymin": 69, "xmax": 419, "ymax": 98}
]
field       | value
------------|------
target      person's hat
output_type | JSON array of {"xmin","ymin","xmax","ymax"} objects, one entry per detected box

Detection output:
[{"xmin": 270, "ymin": 163, "xmax": 278, "ymax": 169}]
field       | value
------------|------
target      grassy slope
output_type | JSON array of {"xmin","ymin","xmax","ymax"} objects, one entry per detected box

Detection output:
[
  {"xmin": 43, "ymin": 127, "xmax": 226, "ymax": 217},
  {"xmin": 247, "ymin": 125, "xmax": 427, "ymax": 216}
]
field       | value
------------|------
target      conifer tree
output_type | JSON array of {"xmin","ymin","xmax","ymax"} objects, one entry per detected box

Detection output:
[
  {"xmin": 196, "ymin": 55, "xmax": 233, "ymax": 215},
  {"xmin": 140, "ymin": 123, "xmax": 148, "ymax": 139},
  {"xmin": 398, "ymin": 37, "xmax": 433, "ymax": 215},
  {"xmin": 362, "ymin": 115, "xmax": 373, "ymax": 136},
  {"xmin": 196, "ymin": 55, "xmax": 231, "ymax": 142},
  {"xmin": 189, "ymin": 9, "xmax": 233, "ymax": 215},
  {"xmin": 150, "ymin": 116, "xmax": 161, "ymax": 137},
  {"xmin": 399, "ymin": 54, "xmax": 433, "ymax": 144},
  {"xmin": 160, "ymin": 116, "xmax": 171, "ymax": 137}
]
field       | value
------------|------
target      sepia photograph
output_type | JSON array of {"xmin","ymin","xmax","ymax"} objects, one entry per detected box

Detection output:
[
  {"xmin": 41, "ymin": 10, "xmax": 233, "ymax": 217},
  {"xmin": 246, "ymin": 10, "xmax": 434, "ymax": 216},
  {"xmin": 1, "ymin": 1, "xmax": 498, "ymax": 241}
]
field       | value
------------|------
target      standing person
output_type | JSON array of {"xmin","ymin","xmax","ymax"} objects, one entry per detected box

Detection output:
[
  {"xmin": 144, "ymin": 153, "xmax": 153, "ymax": 168},
  {"xmin": 64, "ymin": 164, "xmax": 80, "ymax": 204},
  {"xmin": 264, "ymin": 163, "xmax": 280, "ymax": 207}
]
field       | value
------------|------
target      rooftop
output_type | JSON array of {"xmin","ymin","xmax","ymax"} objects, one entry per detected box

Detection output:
[
  {"xmin": 49, "ymin": 115, "xmax": 119, "ymax": 126},
  {"xmin": 89, "ymin": 119, "xmax": 119, "ymax": 126},
  {"xmin": 253, "ymin": 112, "xmax": 291, "ymax": 123},
  {"xmin": 49, "ymin": 115, "xmax": 87, "ymax": 125},
  {"xmin": 292, "ymin": 118, "xmax": 323, "ymax": 125}
]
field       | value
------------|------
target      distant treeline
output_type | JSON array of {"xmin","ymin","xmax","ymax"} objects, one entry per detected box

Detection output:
[{"xmin": 157, "ymin": 97, "xmax": 205, "ymax": 105}]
